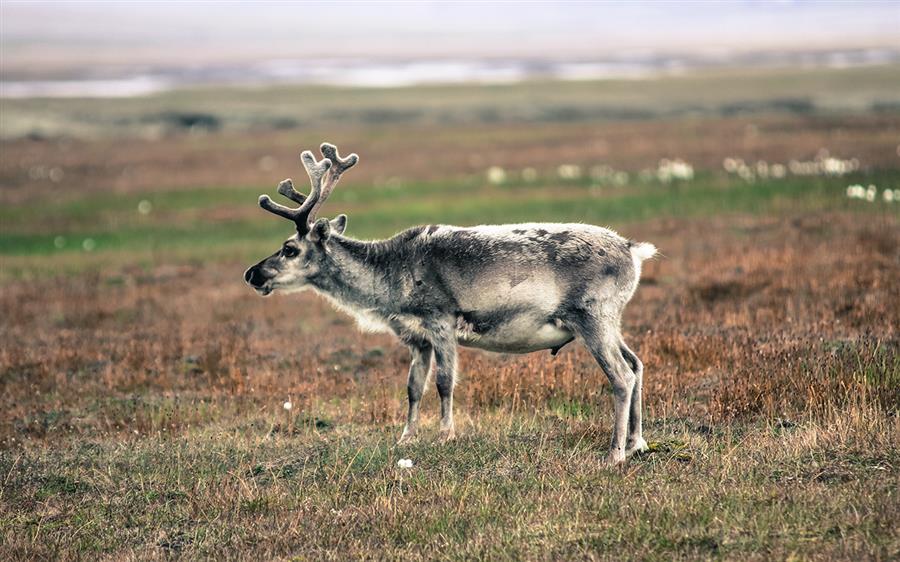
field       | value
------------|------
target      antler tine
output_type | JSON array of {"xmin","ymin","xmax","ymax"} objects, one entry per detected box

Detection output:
[
  {"xmin": 300, "ymin": 150, "xmax": 332, "ymax": 193},
  {"xmin": 276, "ymin": 179, "xmax": 306, "ymax": 205},
  {"xmin": 311, "ymin": 142, "xmax": 359, "ymax": 219},
  {"xmin": 258, "ymin": 194, "xmax": 300, "ymax": 221},
  {"xmin": 258, "ymin": 178, "xmax": 305, "ymax": 222},
  {"xmin": 321, "ymin": 142, "xmax": 359, "ymax": 176}
]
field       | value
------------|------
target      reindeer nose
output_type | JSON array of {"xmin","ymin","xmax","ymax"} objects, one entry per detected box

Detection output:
[{"xmin": 244, "ymin": 266, "xmax": 265, "ymax": 287}]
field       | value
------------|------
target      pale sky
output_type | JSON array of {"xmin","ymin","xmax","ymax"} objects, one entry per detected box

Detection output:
[{"xmin": 2, "ymin": 1, "xmax": 899, "ymax": 73}]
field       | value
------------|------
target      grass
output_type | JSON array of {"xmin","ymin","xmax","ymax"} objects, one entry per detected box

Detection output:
[
  {"xmin": 2, "ymin": 410, "xmax": 897, "ymax": 560},
  {"xmin": 2, "ymin": 171, "xmax": 898, "ymax": 263},
  {"xmin": 1, "ymin": 102, "xmax": 899, "ymax": 558},
  {"xmin": 2, "ymin": 202, "xmax": 898, "ymax": 558}
]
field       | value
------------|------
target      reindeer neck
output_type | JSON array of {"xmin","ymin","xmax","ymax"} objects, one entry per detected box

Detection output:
[{"xmin": 307, "ymin": 235, "xmax": 398, "ymax": 313}]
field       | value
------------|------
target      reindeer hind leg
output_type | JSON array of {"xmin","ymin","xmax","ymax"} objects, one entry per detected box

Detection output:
[
  {"xmin": 574, "ymin": 312, "xmax": 636, "ymax": 465},
  {"xmin": 619, "ymin": 338, "xmax": 648, "ymax": 455}
]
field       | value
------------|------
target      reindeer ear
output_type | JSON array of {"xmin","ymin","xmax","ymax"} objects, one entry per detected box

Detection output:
[
  {"xmin": 308, "ymin": 217, "xmax": 331, "ymax": 243},
  {"xmin": 330, "ymin": 214, "xmax": 348, "ymax": 235}
]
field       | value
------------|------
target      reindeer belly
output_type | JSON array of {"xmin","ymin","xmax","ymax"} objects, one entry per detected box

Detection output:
[{"xmin": 456, "ymin": 311, "xmax": 575, "ymax": 354}]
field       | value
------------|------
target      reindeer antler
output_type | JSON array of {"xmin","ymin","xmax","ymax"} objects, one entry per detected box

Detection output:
[
  {"xmin": 258, "ymin": 142, "xmax": 358, "ymax": 234},
  {"xmin": 311, "ymin": 143, "xmax": 358, "ymax": 219}
]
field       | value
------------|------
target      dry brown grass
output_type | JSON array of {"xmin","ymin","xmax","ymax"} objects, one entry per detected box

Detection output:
[
  {"xmin": 1, "ymin": 103, "xmax": 899, "ymax": 557},
  {"xmin": 1, "ymin": 212, "xmax": 896, "ymax": 446},
  {"xmin": 1, "ymin": 211, "xmax": 898, "ymax": 559}
]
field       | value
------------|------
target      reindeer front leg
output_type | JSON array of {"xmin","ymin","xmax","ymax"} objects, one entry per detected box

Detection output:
[
  {"xmin": 398, "ymin": 341, "xmax": 433, "ymax": 445},
  {"xmin": 431, "ymin": 325, "xmax": 458, "ymax": 443}
]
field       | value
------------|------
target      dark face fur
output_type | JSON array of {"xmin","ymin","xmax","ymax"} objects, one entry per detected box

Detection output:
[{"xmin": 244, "ymin": 216, "xmax": 346, "ymax": 295}]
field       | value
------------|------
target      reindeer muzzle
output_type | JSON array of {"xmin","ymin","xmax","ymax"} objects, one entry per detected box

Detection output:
[{"xmin": 244, "ymin": 266, "xmax": 271, "ymax": 294}]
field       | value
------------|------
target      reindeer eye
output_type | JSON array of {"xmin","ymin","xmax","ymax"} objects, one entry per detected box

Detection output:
[{"xmin": 281, "ymin": 245, "xmax": 298, "ymax": 258}]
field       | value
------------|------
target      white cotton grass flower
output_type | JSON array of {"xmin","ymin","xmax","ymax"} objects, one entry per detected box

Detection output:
[
  {"xmin": 397, "ymin": 458, "xmax": 414, "ymax": 469},
  {"xmin": 865, "ymin": 185, "xmax": 877, "ymax": 202},
  {"xmin": 846, "ymin": 184, "xmax": 866, "ymax": 199},
  {"xmin": 656, "ymin": 159, "xmax": 694, "ymax": 183},
  {"xmin": 723, "ymin": 158, "xmax": 739, "ymax": 173},
  {"xmin": 612, "ymin": 171, "xmax": 629, "ymax": 186},
  {"xmin": 789, "ymin": 159, "xmax": 812, "ymax": 175},
  {"xmin": 137, "ymin": 200, "xmax": 153, "ymax": 215},
  {"xmin": 283, "ymin": 401, "xmax": 292, "ymax": 411},
  {"xmin": 521, "ymin": 167, "xmax": 538, "ymax": 182},
  {"xmin": 588, "ymin": 165, "xmax": 629, "ymax": 187},
  {"xmin": 787, "ymin": 150, "xmax": 859, "ymax": 177},
  {"xmin": 675, "ymin": 160, "xmax": 692, "ymax": 177},
  {"xmin": 724, "ymin": 157, "xmax": 787, "ymax": 181},
  {"xmin": 557, "ymin": 164, "xmax": 582, "ymax": 180},
  {"xmin": 846, "ymin": 184, "xmax": 886, "ymax": 203},
  {"xmin": 486, "ymin": 166, "xmax": 507, "ymax": 185}
]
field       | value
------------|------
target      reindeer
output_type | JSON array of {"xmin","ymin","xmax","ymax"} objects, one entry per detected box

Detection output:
[{"xmin": 244, "ymin": 143, "xmax": 656, "ymax": 464}]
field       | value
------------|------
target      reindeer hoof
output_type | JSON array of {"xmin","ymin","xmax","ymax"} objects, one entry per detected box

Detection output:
[
  {"xmin": 604, "ymin": 450, "xmax": 626, "ymax": 466},
  {"xmin": 396, "ymin": 431, "xmax": 417, "ymax": 446},
  {"xmin": 436, "ymin": 429, "xmax": 456, "ymax": 444},
  {"xmin": 625, "ymin": 437, "xmax": 649, "ymax": 456}
]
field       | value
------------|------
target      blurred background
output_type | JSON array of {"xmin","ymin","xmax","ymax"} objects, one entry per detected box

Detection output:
[{"xmin": 1, "ymin": 0, "xmax": 899, "ymax": 267}]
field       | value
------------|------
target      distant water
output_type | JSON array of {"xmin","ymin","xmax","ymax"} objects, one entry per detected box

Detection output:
[{"xmin": 2, "ymin": 49, "xmax": 897, "ymax": 99}]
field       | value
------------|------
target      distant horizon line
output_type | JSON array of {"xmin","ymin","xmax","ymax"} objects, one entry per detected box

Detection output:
[
  {"xmin": 2, "ymin": 47, "xmax": 898, "ymax": 99},
  {"xmin": 4, "ymin": 36, "xmax": 900, "ymax": 76}
]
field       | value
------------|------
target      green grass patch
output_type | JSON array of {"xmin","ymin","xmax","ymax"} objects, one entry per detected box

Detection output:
[{"xmin": 3, "ymin": 172, "xmax": 897, "ymax": 263}]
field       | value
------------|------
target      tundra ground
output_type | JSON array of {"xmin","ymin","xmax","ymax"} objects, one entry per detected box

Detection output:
[
  {"xmin": 1, "ymin": 82, "xmax": 899, "ymax": 559},
  {"xmin": 2, "ymin": 206, "xmax": 898, "ymax": 559}
]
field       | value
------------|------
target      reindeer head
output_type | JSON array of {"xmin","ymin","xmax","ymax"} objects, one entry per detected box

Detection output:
[{"xmin": 244, "ymin": 142, "xmax": 358, "ymax": 295}]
